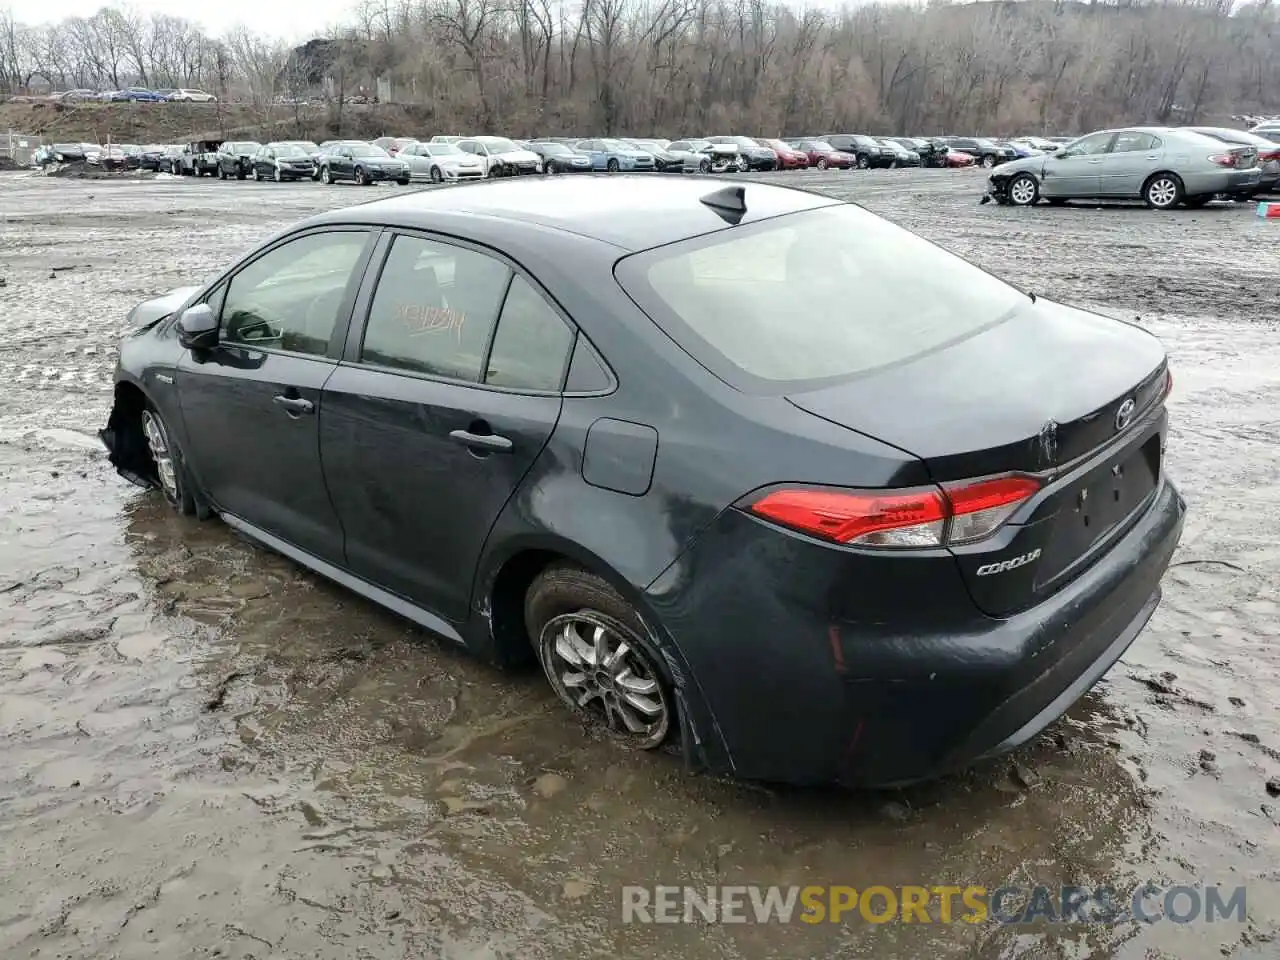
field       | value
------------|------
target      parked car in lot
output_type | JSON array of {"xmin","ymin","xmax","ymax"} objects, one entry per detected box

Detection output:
[
  {"xmin": 1247, "ymin": 120, "xmax": 1280, "ymax": 140},
  {"xmin": 373, "ymin": 137, "xmax": 418, "ymax": 156},
  {"xmin": 756, "ymin": 138, "xmax": 809, "ymax": 169},
  {"xmin": 707, "ymin": 136, "xmax": 778, "ymax": 170},
  {"xmin": 400, "ymin": 141, "xmax": 488, "ymax": 181},
  {"xmin": 819, "ymin": 134, "xmax": 890, "ymax": 169},
  {"xmin": 250, "ymin": 143, "xmax": 317, "ymax": 181},
  {"xmin": 995, "ymin": 139, "xmax": 1040, "ymax": 159},
  {"xmin": 458, "ymin": 136, "xmax": 542, "ymax": 176},
  {"xmin": 876, "ymin": 138, "xmax": 922, "ymax": 167},
  {"xmin": 168, "ymin": 88, "xmax": 217, "ymax": 102},
  {"xmin": 112, "ymin": 87, "xmax": 167, "ymax": 103},
  {"xmin": 47, "ymin": 142, "xmax": 88, "ymax": 162},
  {"xmin": 216, "ymin": 141, "xmax": 262, "ymax": 180},
  {"xmin": 137, "ymin": 144, "xmax": 166, "ymax": 171},
  {"xmin": 526, "ymin": 141, "xmax": 593, "ymax": 175},
  {"xmin": 987, "ymin": 127, "xmax": 1261, "ymax": 208},
  {"xmin": 943, "ymin": 137, "xmax": 1017, "ymax": 167},
  {"xmin": 187, "ymin": 139, "xmax": 223, "ymax": 176},
  {"xmin": 623, "ymin": 139, "xmax": 684, "ymax": 172},
  {"xmin": 100, "ymin": 146, "xmax": 135, "ymax": 171},
  {"xmin": 318, "ymin": 142, "xmax": 410, "ymax": 185},
  {"xmin": 665, "ymin": 140, "xmax": 747, "ymax": 173},
  {"xmin": 943, "ymin": 148, "xmax": 978, "ymax": 168},
  {"xmin": 787, "ymin": 138, "xmax": 855, "ymax": 170},
  {"xmin": 1011, "ymin": 136, "xmax": 1059, "ymax": 152},
  {"xmin": 159, "ymin": 144, "xmax": 185, "ymax": 173},
  {"xmin": 1186, "ymin": 126, "xmax": 1280, "ymax": 196},
  {"xmin": 100, "ymin": 175, "xmax": 1185, "ymax": 788},
  {"xmin": 889, "ymin": 136, "xmax": 946, "ymax": 167},
  {"xmin": 572, "ymin": 138, "xmax": 655, "ymax": 172}
]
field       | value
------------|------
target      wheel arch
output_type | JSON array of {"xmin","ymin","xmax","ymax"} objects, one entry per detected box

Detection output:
[
  {"xmin": 474, "ymin": 533, "xmax": 731, "ymax": 774},
  {"xmin": 1142, "ymin": 169, "xmax": 1184, "ymax": 195}
]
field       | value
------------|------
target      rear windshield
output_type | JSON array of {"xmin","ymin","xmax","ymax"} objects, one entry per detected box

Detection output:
[{"xmin": 615, "ymin": 204, "xmax": 1026, "ymax": 390}]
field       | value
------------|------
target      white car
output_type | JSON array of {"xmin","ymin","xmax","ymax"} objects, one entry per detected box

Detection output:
[
  {"xmin": 169, "ymin": 89, "xmax": 217, "ymax": 103},
  {"xmin": 398, "ymin": 142, "xmax": 486, "ymax": 183},
  {"xmin": 456, "ymin": 136, "xmax": 542, "ymax": 176}
]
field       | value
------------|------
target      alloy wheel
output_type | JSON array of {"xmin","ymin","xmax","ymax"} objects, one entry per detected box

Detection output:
[
  {"xmin": 140, "ymin": 410, "xmax": 179, "ymax": 502},
  {"xmin": 430, "ymin": 166, "xmax": 443, "ymax": 183},
  {"xmin": 1147, "ymin": 177, "xmax": 1178, "ymax": 208},
  {"xmin": 1009, "ymin": 175, "xmax": 1038, "ymax": 205},
  {"xmin": 539, "ymin": 611, "xmax": 670, "ymax": 748}
]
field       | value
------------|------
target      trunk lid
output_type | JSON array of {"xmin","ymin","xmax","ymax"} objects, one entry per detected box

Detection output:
[{"xmin": 787, "ymin": 299, "xmax": 1169, "ymax": 616}]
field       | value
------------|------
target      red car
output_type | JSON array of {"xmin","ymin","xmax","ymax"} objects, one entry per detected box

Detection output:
[
  {"xmin": 944, "ymin": 148, "xmax": 977, "ymax": 168},
  {"xmin": 788, "ymin": 138, "xmax": 856, "ymax": 169},
  {"xmin": 756, "ymin": 138, "xmax": 809, "ymax": 170}
]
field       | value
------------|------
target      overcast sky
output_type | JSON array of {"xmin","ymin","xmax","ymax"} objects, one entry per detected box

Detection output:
[{"xmin": 6, "ymin": 0, "xmax": 355, "ymax": 42}]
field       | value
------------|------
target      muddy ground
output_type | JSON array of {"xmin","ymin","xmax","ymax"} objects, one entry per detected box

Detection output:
[{"xmin": 1, "ymin": 168, "xmax": 1278, "ymax": 960}]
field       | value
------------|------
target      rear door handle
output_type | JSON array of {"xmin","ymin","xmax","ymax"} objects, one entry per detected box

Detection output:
[
  {"xmin": 273, "ymin": 395, "xmax": 314, "ymax": 415},
  {"xmin": 449, "ymin": 429, "xmax": 513, "ymax": 453},
  {"xmin": 1145, "ymin": 156, "xmax": 1158, "ymax": 161},
  {"xmin": 1086, "ymin": 158, "xmax": 1103, "ymax": 164}
]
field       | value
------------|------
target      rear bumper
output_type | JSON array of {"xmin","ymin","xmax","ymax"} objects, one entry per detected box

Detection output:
[
  {"xmin": 1186, "ymin": 167, "xmax": 1262, "ymax": 196},
  {"xmin": 645, "ymin": 475, "xmax": 1185, "ymax": 787}
]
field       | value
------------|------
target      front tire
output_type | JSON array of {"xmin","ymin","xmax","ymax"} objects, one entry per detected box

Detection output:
[
  {"xmin": 320, "ymin": 165, "xmax": 332, "ymax": 184},
  {"xmin": 607, "ymin": 158, "xmax": 620, "ymax": 172},
  {"xmin": 698, "ymin": 158, "xmax": 711, "ymax": 174},
  {"xmin": 856, "ymin": 155, "xmax": 870, "ymax": 169},
  {"xmin": 140, "ymin": 406, "xmax": 196, "ymax": 515},
  {"xmin": 816, "ymin": 157, "xmax": 828, "ymax": 170},
  {"xmin": 982, "ymin": 154, "xmax": 997, "ymax": 168},
  {"xmin": 430, "ymin": 165, "xmax": 443, "ymax": 183},
  {"xmin": 354, "ymin": 166, "xmax": 367, "ymax": 185},
  {"xmin": 1007, "ymin": 173, "xmax": 1040, "ymax": 206},
  {"xmin": 1144, "ymin": 173, "xmax": 1184, "ymax": 210},
  {"xmin": 525, "ymin": 564, "xmax": 674, "ymax": 750}
]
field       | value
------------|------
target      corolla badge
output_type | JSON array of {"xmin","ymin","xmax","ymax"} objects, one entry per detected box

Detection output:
[
  {"xmin": 975, "ymin": 548, "xmax": 1041, "ymax": 577},
  {"xmin": 1114, "ymin": 397, "xmax": 1137, "ymax": 432}
]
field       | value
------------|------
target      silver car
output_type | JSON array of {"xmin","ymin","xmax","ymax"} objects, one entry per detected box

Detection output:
[
  {"xmin": 986, "ymin": 127, "xmax": 1262, "ymax": 209},
  {"xmin": 1188, "ymin": 127, "xmax": 1280, "ymax": 196},
  {"xmin": 399, "ymin": 141, "xmax": 486, "ymax": 183}
]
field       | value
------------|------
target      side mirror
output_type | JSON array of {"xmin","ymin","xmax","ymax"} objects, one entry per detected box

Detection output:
[{"xmin": 177, "ymin": 303, "xmax": 218, "ymax": 351}]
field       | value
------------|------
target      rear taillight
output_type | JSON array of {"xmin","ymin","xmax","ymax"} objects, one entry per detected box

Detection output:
[
  {"xmin": 746, "ymin": 475, "xmax": 1042, "ymax": 549},
  {"xmin": 1261, "ymin": 150, "xmax": 1280, "ymax": 162},
  {"xmin": 1208, "ymin": 153, "xmax": 1237, "ymax": 168}
]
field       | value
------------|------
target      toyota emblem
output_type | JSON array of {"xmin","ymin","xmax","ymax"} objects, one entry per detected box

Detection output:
[{"xmin": 1114, "ymin": 398, "xmax": 1136, "ymax": 432}]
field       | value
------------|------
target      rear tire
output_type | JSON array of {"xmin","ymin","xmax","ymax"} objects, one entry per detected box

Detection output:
[
  {"xmin": 1144, "ymin": 172, "xmax": 1184, "ymax": 210},
  {"xmin": 525, "ymin": 564, "xmax": 674, "ymax": 751},
  {"xmin": 982, "ymin": 154, "xmax": 997, "ymax": 168}
]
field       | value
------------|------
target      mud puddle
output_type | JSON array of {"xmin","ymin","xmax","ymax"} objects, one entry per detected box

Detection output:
[{"xmin": 1, "ymin": 172, "xmax": 1279, "ymax": 959}]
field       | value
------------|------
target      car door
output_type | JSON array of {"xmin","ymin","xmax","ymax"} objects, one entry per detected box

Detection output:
[
  {"xmin": 255, "ymin": 147, "xmax": 271, "ymax": 176},
  {"xmin": 1097, "ymin": 131, "xmax": 1162, "ymax": 197},
  {"xmin": 1039, "ymin": 131, "xmax": 1115, "ymax": 198},
  {"xmin": 576, "ymin": 140, "xmax": 605, "ymax": 170},
  {"xmin": 176, "ymin": 228, "xmax": 376, "ymax": 563},
  {"xmin": 320, "ymin": 231, "xmax": 572, "ymax": 625}
]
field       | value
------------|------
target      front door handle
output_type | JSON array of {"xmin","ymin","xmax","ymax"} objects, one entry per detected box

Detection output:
[
  {"xmin": 273, "ymin": 395, "xmax": 314, "ymax": 415},
  {"xmin": 1086, "ymin": 158, "xmax": 1103, "ymax": 164},
  {"xmin": 449, "ymin": 429, "xmax": 513, "ymax": 453}
]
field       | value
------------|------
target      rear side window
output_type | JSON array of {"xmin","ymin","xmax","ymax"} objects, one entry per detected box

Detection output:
[
  {"xmin": 360, "ymin": 235, "xmax": 510, "ymax": 381},
  {"xmin": 484, "ymin": 276, "xmax": 574, "ymax": 391},
  {"xmin": 616, "ymin": 204, "xmax": 1025, "ymax": 390}
]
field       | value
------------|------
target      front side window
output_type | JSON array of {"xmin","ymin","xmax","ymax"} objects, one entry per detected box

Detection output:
[
  {"xmin": 616, "ymin": 204, "xmax": 1026, "ymax": 389},
  {"xmin": 220, "ymin": 231, "xmax": 368, "ymax": 357},
  {"xmin": 360, "ymin": 235, "xmax": 511, "ymax": 381},
  {"xmin": 484, "ymin": 276, "xmax": 575, "ymax": 391}
]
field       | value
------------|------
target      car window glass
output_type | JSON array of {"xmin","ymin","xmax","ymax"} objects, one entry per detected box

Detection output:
[
  {"xmin": 361, "ymin": 235, "xmax": 511, "ymax": 381},
  {"xmin": 221, "ymin": 231, "xmax": 367, "ymax": 356},
  {"xmin": 1064, "ymin": 133, "xmax": 1112, "ymax": 157},
  {"xmin": 1112, "ymin": 132, "xmax": 1157, "ymax": 153},
  {"xmin": 484, "ymin": 276, "xmax": 574, "ymax": 391},
  {"xmin": 622, "ymin": 204, "xmax": 1025, "ymax": 385}
]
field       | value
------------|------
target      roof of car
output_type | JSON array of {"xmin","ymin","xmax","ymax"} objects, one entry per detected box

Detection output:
[{"xmin": 307, "ymin": 176, "xmax": 840, "ymax": 251}]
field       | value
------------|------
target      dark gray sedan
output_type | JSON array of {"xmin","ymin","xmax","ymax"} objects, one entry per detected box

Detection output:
[{"xmin": 99, "ymin": 177, "xmax": 1184, "ymax": 788}]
